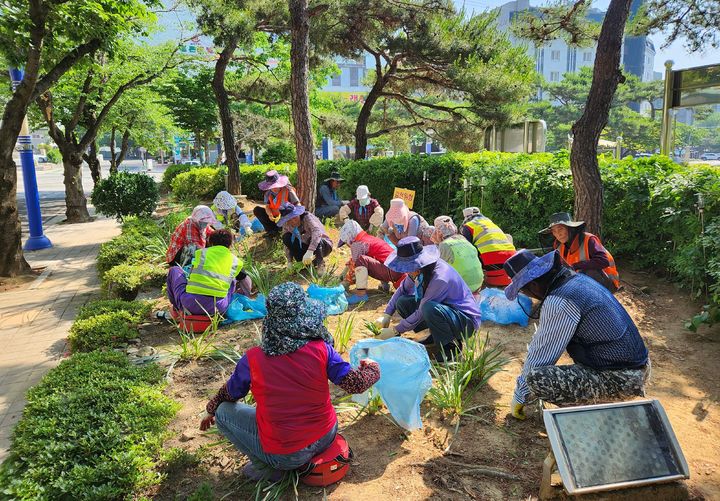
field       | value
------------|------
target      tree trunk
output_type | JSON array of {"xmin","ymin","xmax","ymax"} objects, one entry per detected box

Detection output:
[
  {"xmin": 213, "ymin": 38, "xmax": 241, "ymax": 194},
  {"xmin": 109, "ymin": 126, "xmax": 117, "ymax": 173},
  {"xmin": 63, "ymin": 153, "xmax": 91, "ymax": 223},
  {"xmin": 113, "ymin": 128, "xmax": 131, "ymax": 172},
  {"xmin": 87, "ymin": 140, "xmax": 101, "ymax": 184},
  {"xmin": 354, "ymin": 83, "xmax": 386, "ymax": 160},
  {"xmin": 570, "ymin": 0, "xmax": 633, "ymax": 236},
  {"xmin": 289, "ymin": 0, "xmax": 317, "ymax": 211}
]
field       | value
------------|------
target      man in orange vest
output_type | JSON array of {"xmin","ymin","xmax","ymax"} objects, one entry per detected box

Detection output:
[
  {"xmin": 540, "ymin": 212, "xmax": 620, "ymax": 293},
  {"xmin": 253, "ymin": 170, "xmax": 301, "ymax": 237}
]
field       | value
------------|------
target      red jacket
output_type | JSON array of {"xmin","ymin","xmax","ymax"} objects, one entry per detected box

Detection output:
[{"xmin": 246, "ymin": 340, "xmax": 337, "ymax": 454}]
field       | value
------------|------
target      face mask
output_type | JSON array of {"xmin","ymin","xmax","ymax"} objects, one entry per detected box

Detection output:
[
  {"xmin": 198, "ymin": 221, "xmax": 209, "ymax": 230},
  {"xmin": 394, "ymin": 223, "xmax": 405, "ymax": 234},
  {"xmin": 359, "ymin": 198, "xmax": 370, "ymax": 207}
]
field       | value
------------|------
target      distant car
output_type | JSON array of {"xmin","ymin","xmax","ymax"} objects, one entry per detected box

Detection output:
[
  {"xmin": 634, "ymin": 153, "xmax": 653, "ymax": 158},
  {"xmin": 183, "ymin": 159, "xmax": 201, "ymax": 166},
  {"xmin": 700, "ymin": 152, "xmax": 719, "ymax": 161},
  {"xmin": 33, "ymin": 154, "xmax": 48, "ymax": 163}
]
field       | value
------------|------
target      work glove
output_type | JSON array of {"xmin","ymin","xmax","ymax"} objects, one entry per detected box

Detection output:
[
  {"xmin": 302, "ymin": 250, "xmax": 314, "ymax": 266},
  {"xmin": 369, "ymin": 209, "xmax": 384, "ymax": 228},
  {"xmin": 379, "ymin": 327, "xmax": 398, "ymax": 340},
  {"xmin": 375, "ymin": 313, "xmax": 391, "ymax": 329},
  {"xmin": 270, "ymin": 214, "xmax": 281, "ymax": 223},
  {"xmin": 510, "ymin": 397, "xmax": 526, "ymax": 420},
  {"xmin": 338, "ymin": 204, "xmax": 351, "ymax": 222}
]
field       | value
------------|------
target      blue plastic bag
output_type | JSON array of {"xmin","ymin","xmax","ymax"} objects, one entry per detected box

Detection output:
[
  {"xmin": 349, "ymin": 338, "xmax": 432, "ymax": 430},
  {"xmin": 383, "ymin": 235, "xmax": 397, "ymax": 250},
  {"xmin": 306, "ymin": 284, "xmax": 348, "ymax": 316},
  {"xmin": 477, "ymin": 287, "xmax": 531, "ymax": 327},
  {"xmin": 250, "ymin": 217, "xmax": 265, "ymax": 233},
  {"xmin": 223, "ymin": 293, "xmax": 267, "ymax": 324}
]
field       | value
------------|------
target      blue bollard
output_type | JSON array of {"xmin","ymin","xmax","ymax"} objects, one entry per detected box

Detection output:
[
  {"xmin": 322, "ymin": 137, "xmax": 333, "ymax": 160},
  {"xmin": 9, "ymin": 68, "xmax": 52, "ymax": 251}
]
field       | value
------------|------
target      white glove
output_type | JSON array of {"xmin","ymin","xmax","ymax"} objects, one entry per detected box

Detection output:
[
  {"xmin": 369, "ymin": 208, "xmax": 384, "ymax": 228},
  {"xmin": 302, "ymin": 250, "xmax": 314, "ymax": 266},
  {"xmin": 379, "ymin": 327, "xmax": 398, "ymax": 340},
  {"xmin": 338, "ymin": 204, "xmax": 351, "ymax": 222},
  {"xmin": 375, "ymin": 313, "xmax": 391, "ymax": 329},
  {"xmin": 244, "ymin": 227, "xmax": 253, "ymax": 236}
]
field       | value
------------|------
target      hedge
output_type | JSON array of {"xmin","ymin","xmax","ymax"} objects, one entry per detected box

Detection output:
[
  {"xmin": 171, "ymin": 166, "xmax": 226, "ymax": 203},
  {"xmin": 68, "ymin": 310, "xmax": 139, "ymax": 352},
  {"xmin": 0, "ymin": 352, "xmax": 178, "ymax": 499}
]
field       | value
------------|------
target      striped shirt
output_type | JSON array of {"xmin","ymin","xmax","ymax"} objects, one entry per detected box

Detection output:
[{"xmin": 514, "ymin": 274, "xmax": 648, "ymax": 403}]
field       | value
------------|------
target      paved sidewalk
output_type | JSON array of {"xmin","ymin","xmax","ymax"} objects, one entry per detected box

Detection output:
[{"xmin": 0, "ymin": 215, "xmax": 119, "ymax": 461}]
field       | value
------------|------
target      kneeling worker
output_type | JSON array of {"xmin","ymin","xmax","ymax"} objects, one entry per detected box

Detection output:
[
  {"xmin": 167, "ymin": 229, "xmax": 251, "ymax": 316},
  {"xmin": 504, "ymin": 249, "xmax": 649, "ymax": 420},
  {"xmin": 212, "ymin": 191, "xmax": 253, "ymax": 237},
  {"xmin": 432, "ymin": 216, "xmax": 484, "ymax": 295}
]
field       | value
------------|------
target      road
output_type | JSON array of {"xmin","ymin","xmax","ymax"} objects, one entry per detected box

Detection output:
[{"xmin": 15, "ymin": 160, "xmax": 168, "ymax": 237}]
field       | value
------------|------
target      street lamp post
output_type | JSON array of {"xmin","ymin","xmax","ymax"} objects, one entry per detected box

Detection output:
[{"xmin": 9, "ymin": 68, "xmax": 52, "ymax": 251}]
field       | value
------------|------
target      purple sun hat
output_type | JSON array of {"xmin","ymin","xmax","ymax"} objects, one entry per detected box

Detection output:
[
  {"xmin": 258, "ymin": 169, "xmax": 290, "ymax": 191},
  {"xmin": 503, "ymin": 249, "xmax": 558, "ymax": 300},
  {"xmin": 384, "ymin": 236, "xmax": 440, "ymax": 273},
  {"xmin": 276, "ymin": 202, "xmax": 306, "ymax": 227}
]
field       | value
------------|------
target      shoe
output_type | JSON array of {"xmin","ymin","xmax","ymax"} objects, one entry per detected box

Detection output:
[
  {"xmin": 243, "ymin": 462, "xmax": 284, "ymax": 482},
  {"xmin": 418, "ymin": 334, "xmax": 435, "ymax": 346},
  {"xmin": 379, "ymin": 282, "xmax": 390, "ymax": 293},
  {"xmin": 347, "ymin": 293, "xmax": 368, "ymax": 305}
]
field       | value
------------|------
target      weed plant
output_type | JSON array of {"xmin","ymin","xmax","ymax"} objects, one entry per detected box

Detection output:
[
  {"xmin": 333, "ymin": 311, "xmax": 356, "ymax": 353},
  {"xmin": 304, "ymin": 262, "xmax": 340, "ymax": 287}
]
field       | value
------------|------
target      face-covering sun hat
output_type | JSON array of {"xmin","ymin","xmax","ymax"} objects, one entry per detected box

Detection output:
[
  {"xmin": 276, "ymin": 202, "xmax": 306, "ymax": 227},
  {"xmin": 191, "ymin": 205, "xmax": 219, "ymax": 226},
  {"xmin": 433, "ymin": 216, "xmax": 457, "ymax": 240},
  {"xmin": 258, "ymin": 169, "xmax": 290, "ymax": 191},
  {"xmin": 539, "ymin": 212, "xmax": 585, "ymax": 235},
  {"xmin": 356, "ymin": 185, "xmax": 371, "ymax": 206},
  {"xmin": 503, "ymin": 249, "xmax": 558, "ymax": 300},
  {"xmin": 384, "ymin": 236, "xmax": 440, "ymax": 273},
  {"xmin": 261, "ymin": 282, "xmax": 333, "ymax": 356},
  {"xmin": 385, "ymin": 198, "xmax": 410, "ymax": 231},
  {"xmin": 213, "ymin": 191, "xmax": 238, "ymax": 211},
  {"xmin": 338, "ymin": 219, "xmax": 362, "ymax": 247}
]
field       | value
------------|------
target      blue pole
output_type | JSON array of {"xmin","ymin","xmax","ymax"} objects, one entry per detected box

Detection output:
[
  {"xmin": 322, "ymin": 137, "xmax": 333, "ymax": 160},
  {"xmin": 9, "ymin": 68, "xmax": 52, "ymax": 251},
  {"xmin": 246, "ymin": 150, "xmax": 253, "ymax": 165},
  {"xmin": 425, "ymin": 138, "xmax": 432, "ymax": 154}
]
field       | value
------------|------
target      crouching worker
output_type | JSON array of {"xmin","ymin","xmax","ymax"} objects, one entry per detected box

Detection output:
[
  {"xmin": 278, "ymin": 203, "xmax": 333, "ymax": 273},
  {"xmin": 166, "ymin": 205, "xmax": 218, "ymax": 267},
  {"xmin": 200, "ymin": 283, "xmax": 380, "ymax": 481},
  {"xmin": 432, "ymin": 216, "xmax": 484, "ymax": 295},
  {"xmin": 167, "ymin": 229, "xmax": 252, "ymax": 316},
  {"xmin": 504, "ymin": 250, "xmax": 649, "ymax": 420},
  {"xmin": 212, "ymin": 191, "xmax": 253, "ymax": 237},
  {"xmin": 461, "ymin": 207, "xmax": 515, "ymax": 287},
  {"xmin": 253, "ymin": 170, "xmax": 300, "ymax": 236},
  {"xmin": 338, "ymin": 220, "xmax": 406, "ymax": 305},
  {"xmin": 338, "ymin": 185, "xmax": 384, "ymax": 233},
  {"xmin": 376, "ymin": 237, "xmax": 481, "ymax": 359}
]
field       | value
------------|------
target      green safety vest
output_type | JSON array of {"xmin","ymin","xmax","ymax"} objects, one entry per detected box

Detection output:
[
  {"xmin": 211, "ymin": 204, "xmax": 233, "ymax": 227},
  {"xmin": 186, "ymin": 246, "xmax": 241, "ymax": 298},
  {"xmin": 440, "ymin": 236, "xmax": 485, "ymax": 292}
]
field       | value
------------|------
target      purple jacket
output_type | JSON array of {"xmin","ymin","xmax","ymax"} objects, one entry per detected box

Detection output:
[{"xmin": 385, "ymin": 259, "xmax": 482, "ymax": 334}]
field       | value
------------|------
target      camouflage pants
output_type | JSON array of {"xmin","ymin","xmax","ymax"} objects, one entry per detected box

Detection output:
[{"xmin": 526, "ymin": 361, "xmax": 650, "ymax": 406}]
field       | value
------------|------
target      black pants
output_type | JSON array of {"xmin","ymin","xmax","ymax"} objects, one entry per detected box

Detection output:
[
  {"xmin": 282, "ymin": 233, "xmax": 332, "ymax": 267},
  {"xmin": 253, "ymin": 206, "xmax": 281, "ymax": 235}
]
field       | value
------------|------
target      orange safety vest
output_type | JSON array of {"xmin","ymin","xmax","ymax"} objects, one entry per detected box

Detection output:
[
  {"xmin": 557, "ymin": 232, "xmax": 620, "ymax": 290},
  {"xmin": 266, "ymin": 187, "xmax": 296, "ymax": 217}
]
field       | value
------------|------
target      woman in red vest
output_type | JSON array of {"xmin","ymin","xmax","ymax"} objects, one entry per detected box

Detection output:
[
  {"xmin": 540, "ymin": 212, "xmax": 620, "ymax": 292},
  {"xmin": 338, "ymin": 220, "xmax": 406, "ymax": 304},
  {"xmin": 200, "ymin": 282, "xmax": 380, "ymax": 481},
  {"xmin": 252, "ymin": 170, "xmax": 301, "ymax": 236}
]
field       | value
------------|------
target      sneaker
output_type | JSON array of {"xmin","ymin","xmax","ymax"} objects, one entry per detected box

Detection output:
[
  {"xmin": 379, "ymin": 282, "xmax": 390, "ymax": 293},
  {"xmin": 243, "ymin": 462, "xmax": 284, "ymax": 482},
  {"xmin": 347, "ymin": 293, "xmax": 369, "ymax": 305}
]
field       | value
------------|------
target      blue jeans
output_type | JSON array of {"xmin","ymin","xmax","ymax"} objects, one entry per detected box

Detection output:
[
  {"xmin": 395, "ymin": 296, "xmax": 475, "ymax": 347},
  {"xmin": 215, "ymin": 402, "xmax": 338, "ymax": 470}
]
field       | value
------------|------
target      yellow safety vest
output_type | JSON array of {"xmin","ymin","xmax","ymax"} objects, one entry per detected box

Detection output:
[
  {"xmin": 186, "ymin": 246, "xmax": 241, "ymax": 298},
  {"xmin": 465, "ymin": 216, "xmax": 515, "ymax": 255},
  {"xmin": 439, "ymin": 236, "xmax": 485, "ymax": 292}
]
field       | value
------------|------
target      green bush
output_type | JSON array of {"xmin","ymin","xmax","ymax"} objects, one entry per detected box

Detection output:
[
  {"xmin": 161, "ymin": 208, "xmax": 193, "ymax": 237},
  {"xmin": 76, "ymin": 299, "xmax": 152, "ymax": 323},
  {"xmin": 162, "ymin": 163, "xmax": 197, "ymax": 190},
  {"xmin": 259, "ymin": 140, "xmax": 297, "ymax": 164},
  {"xmin": 46, "ymin": 148, "xmax": 61, "ymax": 164},
  {"xmin": 121, "ymin": 216, "xmax": 163, "ymax": 239},
  {"xmin": 97, "ymin": 235, "xmax": 147, "ymax": 277},
  {"xmin": 103, "ymin": 263, "xmax": 166, "ymax": 300},
  {"xmin": 91, "ymin": 172, "xmax": 159, "ymax": 221},
  {"xmin": 0, "ymin": 351, "xmax": 178, "ymax": 499},
  {"xmin": 171, "ymin": 166, "xmax": 226, "ymax": 203},
  {"xmin": 68, "ymin": 310, "xmax": 139, "ymax": 352}
]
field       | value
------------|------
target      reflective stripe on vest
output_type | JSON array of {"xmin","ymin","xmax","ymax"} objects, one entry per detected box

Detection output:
[
  {"xmin": 267, "ymin": 187, "xmax": 295, "ymax": 216},
  {"xmin": 560, "ymin": 233, "xmax": 620, "ymax": 289},
  {"xmin": 441, "ymin": 237, "xmax": 484, "ymax": 292},
  {"xmin": 186, "ymin": 247, "xmax": 239, "ymax": 298},
  {"xmin": 465, "ymin": 216, "xmax": 515, "ymax": 254}
]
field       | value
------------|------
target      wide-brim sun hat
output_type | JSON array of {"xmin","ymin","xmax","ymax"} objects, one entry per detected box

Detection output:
[
  {"xmin": 324, "ymin": 171, "xmax": 345, "ymax": 183},
  {"xmin": 540, "ymin": 212, "xmax": 585, "ymax": 234},
  {"xmin": 385, "ymin": 236, "xmax": 440, "ymax": 273},
  {"xmin": 258, "ymin": 169, "xmax": 290, "ymax": 191},
  {"xmin": 277, "ymin": 202, "xmax": 306, "ymax": 227},
  {"xmin": 213, "ymin": 191, "xmax": 238, "ymax": 211},
  {"xmin": 503, "ymin": 249, "xmax": 558, "ymax": 300},
  {"xmin": 191, "ymin": 205, "xmax": 219, "ymax": 225}
]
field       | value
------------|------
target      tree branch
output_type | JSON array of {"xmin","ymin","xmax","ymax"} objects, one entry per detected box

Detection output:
[
  {"xmin": 32, "ymin": 38, "xmax": 102, "ymax": 99},
  {"xmin": 367, "ymin": 121, "xmax": 425, "ymax": 138}
]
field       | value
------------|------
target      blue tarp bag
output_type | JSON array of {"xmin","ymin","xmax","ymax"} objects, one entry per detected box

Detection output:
[
  {"xmin": 223, "ymin": 293, "xmax": 267, "ymax": 324},
  {"xmin": 349, "ymin": 338, "xmax": 432, "ymax": 430},
  {"xmin": 478, "ymin": 287, "xmax": 531, "ymax": 327},
  {"xmin": 307, "ymin": 284, "xmax": 348, "ymax": 316},
  {"xmin": 383, "ymin": 235, "xmax": 397, "ymax": 250},
  {"xmin": 250, "ymin": 217, "xmax": 265, "ymax": 233}
]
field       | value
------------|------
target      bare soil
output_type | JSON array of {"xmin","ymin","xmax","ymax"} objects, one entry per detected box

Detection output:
[{"xmin": 136, "ymin": 225, "xmax": 720, "ymax": 500}]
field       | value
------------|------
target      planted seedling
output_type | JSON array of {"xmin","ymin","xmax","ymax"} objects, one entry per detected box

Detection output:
[{"xmin": 364, "ymin": 320, "xmax": 382, "ymax": 336}]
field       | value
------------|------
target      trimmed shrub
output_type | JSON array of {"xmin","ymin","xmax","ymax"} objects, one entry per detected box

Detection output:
[
  {"xmin": 259, "ymin": 140, "xmax": 297, "ymax": 164},
  {"xmin": 120, "ymin": 216, "xmax": 163, "ymax": 239},
  {"xmin": 103, "ymin": 263, "xmax": 166, "ymax": 300},
  {"xmin": 97, "ymin": 235, "xmax": 147, "ymax": 277},
  {"xmin": 171, "ymin": 166, "xmax": 226, "ymax": 203},
  {"xmin": 91, "ymin": 172, "xmax": 159, "ymax": 221},
  {"xmin": 68, "ymin": 310, "xmax": 139, "ymax": 352},
  {"xmin": 76, "ymin": 299, "xmax": 152, "ymax": 323},
  {"xmin": 46, "ymin": 148, "xmax": 61, "ymax": 164},
  {"xmin": 162, "ymin": 163, "xmax": 197, "ymax": 190},
  {"xmin": 0, "ymin": 351, "xmax": 178, "ymax": 499}
]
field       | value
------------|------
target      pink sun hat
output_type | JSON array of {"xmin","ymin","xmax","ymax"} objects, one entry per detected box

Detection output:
[
  {"xmin": 258, "ymin": 169, "xmax": 290, "ymax": 191},
  {"xmin": 385, "ymin": 198, "xmax": 410, "ymax": 229}
]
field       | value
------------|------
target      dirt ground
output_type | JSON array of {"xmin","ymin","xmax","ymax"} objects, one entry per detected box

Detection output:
[{"xmin": 135, "ymin": 223, "xmax": 719, "ymax": 501}]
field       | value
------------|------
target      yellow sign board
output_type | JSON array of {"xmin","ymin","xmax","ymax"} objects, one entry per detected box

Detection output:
[{"xmin": 393, "ymin": 188, "xmax": 416, "ymax": 209}]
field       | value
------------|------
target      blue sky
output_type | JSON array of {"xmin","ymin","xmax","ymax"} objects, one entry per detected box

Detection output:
[{"xmin": 457, "ymin": 0, "xmax": 720, "ymax": 73}]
